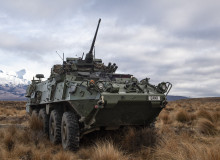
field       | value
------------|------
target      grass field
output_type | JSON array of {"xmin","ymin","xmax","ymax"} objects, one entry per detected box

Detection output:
[{"xmin": 0, "ymin": 98, "xmax": 219, "ymax": 160}]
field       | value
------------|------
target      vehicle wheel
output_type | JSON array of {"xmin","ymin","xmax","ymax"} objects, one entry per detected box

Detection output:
[
  {"xmin": 49, "ymin": 110, "xmax": 62, "ymax": 144},
  {"xmin": 32, "ymin": 109, "xmax": 38, "ymax": 118},
  {"xmin": 61, "ymin": 112, "xmax": 80, "ymax": 151},
  {"xmin": 38, "ymin": 108, "xmax": 49, "ymax": 135}
]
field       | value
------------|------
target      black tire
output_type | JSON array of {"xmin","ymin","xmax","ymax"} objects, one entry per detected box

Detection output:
[
  {"xmin": 32, "ymin": 109, "xmax": 38, "ymax": 118},
  {"xmin": 38, "ymin": 108, "xmax": 49, "ymax": 135},
  {"xmin": 61, "ymin": 112, "xmax": 80, "ymax": 151},
  {"xmin": 49, "ymin": 110, "xmax": 62, "ymax": 144}
]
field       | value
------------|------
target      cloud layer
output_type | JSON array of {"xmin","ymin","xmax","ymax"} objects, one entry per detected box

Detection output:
[{"xmin": 0, "ymin": 0, "xmax": 220, "ymax": 97}]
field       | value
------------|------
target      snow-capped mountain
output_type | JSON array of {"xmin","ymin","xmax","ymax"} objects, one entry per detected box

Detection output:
[
  {"xmin": 0, "ymin": 69, "xmax": 29, "ymax": 86},
  {"xmin": 0, "ymin": 68, "xmax": 30, "ymax": 100}
]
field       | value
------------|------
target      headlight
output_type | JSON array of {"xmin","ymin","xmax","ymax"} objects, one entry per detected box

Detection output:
[
  {"xmin": 157, "ymin": 82, "xmax": 167, "ymax": 93},
  {"xmin": 98, "ymin": 83, "xmax": 104, "ymax": 90},
  {"xmin": 161, "ymin": 83, "xmax": 166, "ymax": 90}
]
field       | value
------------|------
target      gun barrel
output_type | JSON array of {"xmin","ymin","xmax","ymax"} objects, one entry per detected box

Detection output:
[
  {"xmin": 89, "ymin": 18, "xmax": 101, "ymax": 54},
  {"xmin": 85, "ymin": 18, "xmax": 101, "ymax": 63}
]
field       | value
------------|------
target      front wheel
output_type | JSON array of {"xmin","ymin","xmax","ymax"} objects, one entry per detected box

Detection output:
[
  {"xmin": 49, "ymin": 110, "xmax": 62, "ymax": 144},
  {"xmin": 61, "ymin": 112, "xmax": 80, "ymax": 151}
]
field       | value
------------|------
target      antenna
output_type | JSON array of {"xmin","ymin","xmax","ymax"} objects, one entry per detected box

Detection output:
[
  {"xmin": 56, "ymin": 51, "xmax": 64, "ymax": 61},
  {"xmin": 63, "ymin": 53, "xmax": 64, "ymax": 64}
]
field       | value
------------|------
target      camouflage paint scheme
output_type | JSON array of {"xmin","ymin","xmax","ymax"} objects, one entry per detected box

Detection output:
[{"xmin": 26, "ymin": 19, "xmax": 172, "ymax": 136}]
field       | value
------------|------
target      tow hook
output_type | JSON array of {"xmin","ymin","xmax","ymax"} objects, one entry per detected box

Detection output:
[{"xmin": 95, "ymin": 96, "xmax": 105, "ymax": 109}]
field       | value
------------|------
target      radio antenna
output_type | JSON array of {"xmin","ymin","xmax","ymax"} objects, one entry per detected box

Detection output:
[
  {"xmin": 56, "ymin": 51, "xmax": 64, "ymax": 61},
  {"xmin": 63, "ymin": 53, "xmax": 64, "ymax": 64}
]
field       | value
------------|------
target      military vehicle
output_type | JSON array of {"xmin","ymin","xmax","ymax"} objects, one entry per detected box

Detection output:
[{"xmin": 26, "ymin": 19, "xmax": 172, "ymax": 151}]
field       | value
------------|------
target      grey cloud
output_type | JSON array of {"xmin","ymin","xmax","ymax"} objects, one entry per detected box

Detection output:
[
  {"xmin": 0, "ymin": 0, "xmax": 86, "ymax": 22},
  {"xmin": 0, "ymin": 0, "xmax": 220, "ymax": 97}
]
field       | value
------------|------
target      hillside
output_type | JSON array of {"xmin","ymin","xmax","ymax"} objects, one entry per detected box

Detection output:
[{"xmin": 0, "ymin": 98, "xmax": 219, "ymax": 159}]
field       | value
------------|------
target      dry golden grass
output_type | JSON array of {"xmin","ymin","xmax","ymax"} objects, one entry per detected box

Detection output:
[
  {"xmin": 0, "ymin": 98, "xmax": 219, "ymax": 160},
  {"xmin": 159, "ymin": 112, "xmax": 171, "ymax": 124},
  {"xmin": 176, "ymin": 109, "xmax": 191, "ymax": 123},
  {"xmin": 0, "ymin": 101, "xmax": 27, "ymax": 125},
  {"xmin": 121, "ymin": 127, "xmax": 157, "ymax": 152},
  {"xmin": 197, "ymin": 110, "xmax": 214, "ymax": 122},
  {"xmin": 91, "ymin": 141, "xmax": 128, "ymax": 160},
  {"xmin": 197, "ymin": 118, "xmax": 218, "ymax": 135},
  {"xmin": 29, "ymin": 115, "xmax": 43, "ymax": 131},
  {"xmin": 154, "ymin": 138, "xmax": 220, "ymax": 160}
]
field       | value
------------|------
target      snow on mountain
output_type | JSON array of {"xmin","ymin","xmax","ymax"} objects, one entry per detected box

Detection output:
[
  {"xmin": 16, "ymin": 69, "xmax": 26, "ymax": 79},
  {"xmin": 0, "ymin": 69, "xmax": 29, "ymax": 86},
  {"xmin": 0, "ymin": 67, "xmax": 30, "ymax": 100}
]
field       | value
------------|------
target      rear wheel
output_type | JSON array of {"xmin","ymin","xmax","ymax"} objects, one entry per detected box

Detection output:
[
  {"xmin": 61, "ymin": 112, "xmax": 80, "ymax": 151},
  {"xmin": 38, "ymin": 108, "xmax": 49, "ymax": 135},
  {"xmin": 49, "ymin": 110, "xmax": 62, "ymax": 144}
]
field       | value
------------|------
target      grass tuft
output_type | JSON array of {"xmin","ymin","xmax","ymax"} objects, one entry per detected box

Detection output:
[
  {"xmin": 197, "ymin": 118, "xmax": 217, "ymax": 135},
  {"xmin": 160, "ymin": 112, "xmax": 171, "ymax": 124},
  {"xmin": 122, "ymin": 127, "xmax": 157, "ymax": 152},
  {"xmin": 197, "ymin": 110, "xmax": 213, "ymax": 122},
  {"xmin": 3, "ymin": 133, "xmax": 15, "ymax": 152},
  {"xmin": 176, "ymin": 110, "xmax": 190, "ymax": 123},
  {"xmin": 54, "ymin": 151, "xmax": 73, "ymax": 160},
  {"xmin": 29, "ymin": 115, "xmax": 43, "ymax": 131},
  {"xmin": 91, "ymin": 141, "xmax": 127, "ymax": 160},
  {"xmin": 212, "ymin": 111, "xmax": 220, "ymax": 123}
]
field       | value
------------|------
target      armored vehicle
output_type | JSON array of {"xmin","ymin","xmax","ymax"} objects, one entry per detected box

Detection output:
[{"xmin": 26, "ymin": 19, "xmax": 172, "ymax": 151}]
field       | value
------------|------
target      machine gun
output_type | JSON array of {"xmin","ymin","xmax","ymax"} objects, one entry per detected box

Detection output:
[{"xmin": 85, "ymin": 18, "xmax": 101, "ymax": 63}]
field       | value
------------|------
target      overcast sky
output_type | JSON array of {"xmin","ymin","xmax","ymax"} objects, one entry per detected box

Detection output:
[{"xmin": 0, "ymin": 0, "xmax": 220, "ymax": 97}]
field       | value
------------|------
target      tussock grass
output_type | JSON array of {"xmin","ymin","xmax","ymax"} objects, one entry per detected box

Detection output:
[
  {"xmin": 77, "ymin": 148, "xmax": 93, "ymax": 159},
  {"xmin": 3, "ymin": 126, "xmax": 17, "ymax": 152},
  {"xmin": 54, "ymin": 151, "xmax": 75, "ymax": 160},
  {"xmin": 3, "ymin": 133, "xmax": 15, "ymax": 152},
  {"xmin": 197, "ymin": 110, "xmax": 214, "ymax": 122},
  {"xmin": 91, "ymin": 141, "xmax": 128, "ymax": 160},
  {"xmin": 29, "ymin": 115, "xmax": 43, "ymax": 131},
  {"xmin": 121, "ymin": 127, "xmax": 157, "ymax": 152},
  {"xmin": 176, "ymin": 109, "xmax": 191, "ymax": 123},
  {"xmin": 154, "ymin": 137, "xmax": 220, "ymax": 160},
  {"xmin": 0, "ymin": 150, "xmax": 3, "ymax": 160},
  {"xmin": 212, "ymin": 111, "xmax": 220, "ymax": 123},
  {"xmin": 0, "ymin": 99, "xmax": 220, "ymax": 160},
  {"xmin": 197, "ymin": 118, "xmax": 217, "ymax": 135},
  {"xmin": 159, "ymin": 112, "xmax": 171, "ymax": 124}
]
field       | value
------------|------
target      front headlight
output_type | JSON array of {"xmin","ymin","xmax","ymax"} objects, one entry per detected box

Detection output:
[
  {"xmin": 98, "ymin": 82, "xmax": 104, "ymax": 90},
  {"xmin": 157, "ymin": 82, "xmax": 168, "ymax": 93},
  {"xmin": 161, "ymin": 83, "xmax": 167, "ymax": 90}
]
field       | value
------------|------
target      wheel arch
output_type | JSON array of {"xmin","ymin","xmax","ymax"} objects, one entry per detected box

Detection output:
[{"xmin": 46, "ymin": 102, "xmax": 80, "ymax": 118}]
